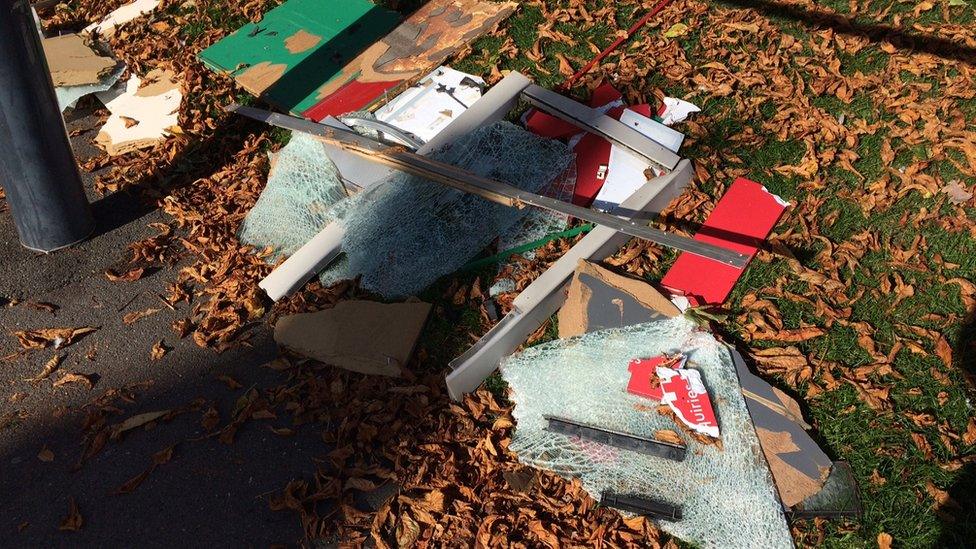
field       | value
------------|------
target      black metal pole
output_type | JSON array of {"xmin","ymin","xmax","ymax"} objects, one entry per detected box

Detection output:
[{"xmin": 0, "ymin": 0, "xmax": 94, "ymax": 252}]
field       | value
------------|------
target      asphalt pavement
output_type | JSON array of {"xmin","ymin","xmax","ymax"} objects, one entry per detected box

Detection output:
[{"xmin": 0, "ymin": 102, "xmax": 324, "ymax": 546}]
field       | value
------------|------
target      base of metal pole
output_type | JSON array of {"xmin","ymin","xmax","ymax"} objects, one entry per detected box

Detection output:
[{"xmin": 0, "ymin": 0, "xmax": 95, "ymax": 252}]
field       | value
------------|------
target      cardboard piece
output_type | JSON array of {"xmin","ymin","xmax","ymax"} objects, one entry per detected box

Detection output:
[
  {"xmin": 199, "ymin": 0, "xmax": 401, "ymax": 115},
  {"xmin": 657, "ymin": 365, "xmax": 720, "ymax": 439},
  {"xmin": 95, "ymin": 69, "xmax": 182, "ymax": 156},
  {"xmin": 661, "ymin": 178, "xmax": 788, "ymax": 305},
  {"xmin": 84, "ymin": 0, "xmax": 161, "ymax": 38},
  {"xmin": 56, "ymin": 64, "xmax": 125, "ymax": 111},
  {"xmin": 42, "ymin": 34, "xmax": 117, "ymax": 87},
  {"xmin": 302, "ymin": 0, "xmax": 517, "ymax": 121},
  {"xmin": 558, "ymin": 260, "xmax": 679, "ymax": 339},
  {"xmin": 274, "ymin": 300, "xmax": 431, "ymax": 376},
  {"xmin": 730, "ymin": 348, "xmax": 833, "ymax": 508}
]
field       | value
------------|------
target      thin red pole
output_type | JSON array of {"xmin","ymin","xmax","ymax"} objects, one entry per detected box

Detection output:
[{"xmin": 558, "ymin": 0, "xmax": 676, "ymax": 90}]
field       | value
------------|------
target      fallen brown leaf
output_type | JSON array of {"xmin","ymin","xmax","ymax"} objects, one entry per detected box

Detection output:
[
  {"xmin": 963, "ymin": 419, "xmax": 976, "ymax": 446},
  {"xmin": 395, "ymin": 512, "xmax": 420, "ymax": 547},
  {"xmin": 110, "ymin": 410, "xmax": 170, "ymax": 439},
  {"xmin": 58, "ymin": 497, "xmax": 82, "ymax": 531},
  {"xmin": 14, "ymin": 327, "xmax": 97, "ymax": 350},
  {"xmin": 200, "ymin": 406, "xmax": 220, "ymax": 431},
  {"xmin": 123, "ymin": 307, "xmax": 161, "ymax": 325},
  {"xmin": 104, "ymin": 267, "xmax": 145, "ymax": 282},
  {"xmin": 115, "ymin": 445, "xmax": 175, "ymax": 494},
  {"xmin": 217, "ymin": 374, "xmax": 243, "ymax": 389},
  {"xmin": 911, "ymin": 432, "xmax": 935, "ymax": 460},
  {"xmin": 52, "ymin": 372, "xmax": 95, "ymax": 390},
  {"xmin": 149, "ymin": 340, "xmax": 168, "ymax": 361},
  {"xmin": 529, "ymin": 519, "xmax": 561, "ymax": 548},
  {"xmin": 654, "ymin": 429, "xmax": 685, "ymax": 446},
  {"xmin": 37, "ymin": 447, "xmax": 54, "ymax": 462},
  {"xmin": 869, "ymin": 469, "xmax": 886, "ymax": 486},
  {"xmin": 24, "ymin": 301, "xmax": 59, "ymax": 314},
  {"xmin": 26, "ymin": 354, "xmax": 62, "ymax": 383}
]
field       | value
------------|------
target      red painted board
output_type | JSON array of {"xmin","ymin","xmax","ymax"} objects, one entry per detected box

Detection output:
[
  {"xmin": 303, "ymin": 79, "xmax": 402, "ymax": 121},
  {"xmin": 571, "ymin": 132, "xmax": 612, "ymax": 206},
  {"xmin": 525, "ymin": 110, "xmax": 579, "ymax": 140},
  {"xmin": 588, "ymin": 82, "xmax": 623, "ymax": 107},
  {"xmin": 524, "ymin": 83, "xmax": 623, "ymax": 140},
  {"xmin": 660, "ymin": 178, "xmax": 788, "ymax": 305}
]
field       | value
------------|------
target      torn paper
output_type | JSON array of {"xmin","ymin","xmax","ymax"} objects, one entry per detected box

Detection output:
[
  {"xmin": 627, "ymin": 354, "xmax": 686, "ymax": 400},
  {"xmin": 659, "ymin": 97, "xmax": 701, "ymax": 126},
  {"xmin": 658, "ymin": 366, "xmax": 720, "ymax": 439}
]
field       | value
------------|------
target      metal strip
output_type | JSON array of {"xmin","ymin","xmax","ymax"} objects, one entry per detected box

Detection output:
[
  {"xmin": 544, "ymin": 416, "xmax": 686, "ymax": 462},
  {"xmin": 227, "ymin": 104, "xmax": 749, "ymax": 268},
  {"xmin": 600, "ymin": 491, "xmax": 683, "ymax": 521},
  {"xmin": 521, "ymin": 84, "xmax": 681, "ymax": 171}
]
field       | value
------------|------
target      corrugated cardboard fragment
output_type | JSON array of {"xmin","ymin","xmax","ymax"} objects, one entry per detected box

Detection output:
[
  {"xmin": 42, "ymin": 34, "xmax": 116, "ymax": 87},
  {"xmin": 274, "ymin": 300, "xmax": 431, "ymax": 376},
  {"xmin": 558, "ymin": 259, "xmax": 679, "ymax": 338},
  {"xmin": 84, "ymin": 0, "xmax": 161, "ymax": 38},
  {"xmin": 95, "ymin": 69, "xmax": 182, "ymax": 156}
]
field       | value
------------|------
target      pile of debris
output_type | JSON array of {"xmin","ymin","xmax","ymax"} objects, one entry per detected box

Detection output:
[
  {"xmin": 193, "ymin": 0, "xmax": 863, "ymax": 544},
  {"xmin": 33, "ymin": 0, "xmax": 867, "ymax": 544}
]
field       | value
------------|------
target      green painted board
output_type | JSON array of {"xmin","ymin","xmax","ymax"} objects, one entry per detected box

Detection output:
[{"xmin": 199, "ymin": 0, "xmax": 400, "ymax": 115}]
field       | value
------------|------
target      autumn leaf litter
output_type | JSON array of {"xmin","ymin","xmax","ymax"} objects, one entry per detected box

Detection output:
[{"xmin": 15, "ymin": 0, "xmax": 976, "ymax": 545}]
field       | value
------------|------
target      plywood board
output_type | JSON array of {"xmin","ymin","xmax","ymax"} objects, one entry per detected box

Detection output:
[
  {"xmin": 303, "ymin": 0, "xmax": 517, "ymax": 121},
  {"xmin": 198, "ymin": 0, "xmax": 400, "ymax": 115}
]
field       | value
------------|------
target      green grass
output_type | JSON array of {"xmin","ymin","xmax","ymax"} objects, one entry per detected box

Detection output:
[{"xmin": 446, "ymin": 1, "xmax": 976, "ymax": 546}]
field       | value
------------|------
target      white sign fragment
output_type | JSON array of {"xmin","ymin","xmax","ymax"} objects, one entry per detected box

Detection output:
[{"xmin": 660, "ymin": 97, "xmax": 701, "ymax": 126}]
